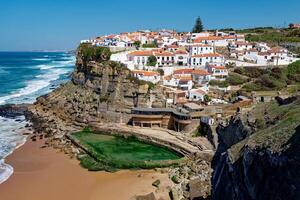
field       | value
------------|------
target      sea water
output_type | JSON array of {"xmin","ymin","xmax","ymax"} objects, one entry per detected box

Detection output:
[{"xmin": 0, "ymin": 52, "xmax": 75, "ymax": 184}]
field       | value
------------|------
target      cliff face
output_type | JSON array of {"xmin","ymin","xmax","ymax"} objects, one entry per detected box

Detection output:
[
  {"xmin": 26, "ymin": 46, "xmax": 166, "ymax": 138},
  {"xmin": 212, "ymin": 97, "xmax": 300, "ymax": 200}
]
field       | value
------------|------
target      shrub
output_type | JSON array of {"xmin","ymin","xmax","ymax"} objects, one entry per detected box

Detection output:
[
  {"xmin": 147, "ymin": 55, "xmax": 157, "ymax": 66},
  {"xmin": 142, "ymin": 43, "xmax": 157, "ymax": 48},
  {"xmin": 209, "ymin": 80, "xmax": 229, "ymax": 88},
  {"xmin": 79, "ymin": 44, "xmax": 112, "ymax": 65},
  {"xmin": 226, "ymin": 73, "xmax": 249, "ymax": 85}
]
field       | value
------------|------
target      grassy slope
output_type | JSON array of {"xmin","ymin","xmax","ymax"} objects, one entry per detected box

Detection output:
[{"xmin": 229, "ymin": 97, "xmax": 300, "ymax": 162}]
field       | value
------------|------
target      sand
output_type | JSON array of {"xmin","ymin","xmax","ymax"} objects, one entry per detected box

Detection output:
[{"xmin": 0, "ymin": 138, "xmax": 172, "ymax": 200}]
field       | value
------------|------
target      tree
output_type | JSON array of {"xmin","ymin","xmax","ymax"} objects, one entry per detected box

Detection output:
[
  {"xmin": 147, "ymin": 55, "xmax": 157, "ymax": 66},
  {"xmin": 133, "ymin": 41, "xmax": 141, "ymax": 49},
  {"xmin": 203, "ymin": 94, "xmax": 211, "ymax": 102},
  {"xmin": 192, "ymin": 17, "xmax": 204, "ymax": 33}
]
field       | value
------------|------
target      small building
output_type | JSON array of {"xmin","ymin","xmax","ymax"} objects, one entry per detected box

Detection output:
[
  {"xmin": 207, "ymin": 65, "xmax": 228, "ymax": 80},
  {"xmin": 183, "ymin": 103, "xmax": 204, "ymax": 119},
  {"xmin": 131, "ymin": 108, "xmax": 191, "ymax": 131},
  {"xmin": 132, "ymin": 70, "xmax": 160, "ymax": 84},
  {"xmin": 190, "ymin": 53, "xmax": 225, "ymax": 67},
  {"xmin": 188, "ymin": 89, "xmax": 207, "ymax": 102},
  {"xmin": 252, "ymin": 91, "xmax": 278, "ymax": 103}
]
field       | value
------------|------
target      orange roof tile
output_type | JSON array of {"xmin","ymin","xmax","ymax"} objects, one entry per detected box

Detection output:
[
  {"xmin": 132, "ymin": 70, "xmax": 159, "ymax": 76},
  {"xmin": 191, "ymin": 53, "xmax": 223, "ymax": 58},
  {"xmin": 174, "ymin": 68, "xmax": 194, "ymax": 75},
  {"xmin": 191, "ymin": 69, "xmax": 211, "ymax": 75},
  {"xmin": 127, "ymin": 51, "xmax": 153, "ymax": 56},
  {"xmin": 211, "ymin": 66, "xmax": 226, "ymax": 70},
  {"xmin": 175, "ymin": 50, "xmax": 188, "ymax": 55},
  {"xmin": 153, "ymin": 51, "xmax": 174, "ymax": 56}
]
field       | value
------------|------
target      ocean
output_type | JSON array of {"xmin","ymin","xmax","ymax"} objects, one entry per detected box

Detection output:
[{"xmin": 0, "ymin": 52, "xmax": 75, "ymax": 184}]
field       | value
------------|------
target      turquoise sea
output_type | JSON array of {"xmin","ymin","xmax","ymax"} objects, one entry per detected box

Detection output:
[{"xmin": 0, "ymin": 51, "xmax": 75, "ymax": 184}]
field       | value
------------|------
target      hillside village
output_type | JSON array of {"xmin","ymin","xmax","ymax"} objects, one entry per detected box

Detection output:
[{"xmin": 80, "ymin": 26, "xmax": 300, "ymax": 132}]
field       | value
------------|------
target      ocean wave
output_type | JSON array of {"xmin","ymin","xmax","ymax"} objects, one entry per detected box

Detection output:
[
  {"xmin": 0, "ymin": 67, "xmax": 70, "ymax": 105},
  {"xmin": 32, "ymin": 58, "xmax": 50, "ymax": 61},
  {"xmin": 0, "ymin": 116, "xmax": 28, "ymax": 184},
  {"xmin": 0, "ymin": 161, "xmax": 13, "ymax": 184}
]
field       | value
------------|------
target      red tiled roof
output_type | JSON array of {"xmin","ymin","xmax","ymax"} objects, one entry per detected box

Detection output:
[
  {"xmin": 174, "ymin": 68, "xmax": 194, "ymax": 75},
  {"xmin": 175, "ymin": 50, "xmax": 188, "ymax": 55},
  {"xmin": 192, "ymin": 69, "xmax": 211, "ymax": 75},
  {"xmin": 153, "ymin": 51, "xmax": 174, "ymax": 56},
  {"xmin": 127, "ymin": 51, "xmax": 153, "ymax": 56},
  {"xmin": 191, "ymin": 53, "xmax": 223, "ymax": 58},
  {"xmin": 132, "ymin": 70, "xmax": 159, "ymax": 76}
]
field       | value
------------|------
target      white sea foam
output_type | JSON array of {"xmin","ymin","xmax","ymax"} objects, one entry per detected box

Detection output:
[
  {"xmin": 0, "ymin": 116, "xmax": 28, "ymax": 184},
  {"xmin": 0, "ymin": 55, "xmax": 75, "ymax": 105},
  {"xmin": 32, "ymin": 58, "xmax": 50, "ymax": 61}
]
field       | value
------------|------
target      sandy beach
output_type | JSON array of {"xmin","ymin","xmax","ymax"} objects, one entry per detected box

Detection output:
[{"xmin": 0, "ymin": 138, "xmax": 172, "ymax": 200}]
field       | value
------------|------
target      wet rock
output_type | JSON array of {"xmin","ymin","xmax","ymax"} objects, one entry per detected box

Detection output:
[{"xmin": 152, "ymin": 179, "xmax": 161, "ymax": 188}]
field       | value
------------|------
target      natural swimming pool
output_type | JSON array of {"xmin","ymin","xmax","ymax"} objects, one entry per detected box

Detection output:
[{"xmin": 72, "ymin": 129, "xmax": 184, "ymax": 171}]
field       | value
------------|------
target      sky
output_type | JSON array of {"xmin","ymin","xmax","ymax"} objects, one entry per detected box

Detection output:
[{"xmin": 0, "ymin": 0, "xmax": 299, "ymax": 51}]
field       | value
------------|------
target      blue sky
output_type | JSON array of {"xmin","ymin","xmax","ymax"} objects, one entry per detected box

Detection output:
[{"xmin": 0, "ymin": 0, "xmax": 299, "ymax": 51}]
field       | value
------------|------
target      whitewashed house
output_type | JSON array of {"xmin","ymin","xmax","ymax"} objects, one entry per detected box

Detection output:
[
  {"xmin": 153, "ymin": 51, "xmax": 175, "ymax": 67},
  {"xmin": 163, "ymin": 74, "xmax": 193, "ymax": 91},
  {"xmin": 194, "ymin": 36, "xmax": 228, "ymax": 47},
  {"xmin": 127, "ymin": 51, "xmax": 154, "ymax": 69},
  {"xmin": 190, "ymin": 53, "xmax": 225, "ymax": 67},
  {"xmin": 132, "ymin": 70, "xmax": 160, "ymax": 84},
  {"xmin": 174, "ymin": 50, "xmax": 189, "ymax": 66},
  {"xmin": 189, "ymin": 44, "xmax": 214, "ymax": 55},
  {"xmin": 191, "ymin": 69, "xmax": 212, "ymax": 84},
  {"xmin": 188, "ymin": 89, "xmax": 207, "ymax": 101},
  {"xmin": 207, "ymin": 65, "xmax": 228, "ymax": 80}
]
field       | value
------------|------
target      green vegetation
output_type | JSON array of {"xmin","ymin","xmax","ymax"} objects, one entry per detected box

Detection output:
[
  {"xmin": 203, "ymin": 94, "xmax": 211, "ymax": 103},
  {"xmin": 234, "ymin": 62, "xmax": 300, "ymax": 92},
  {"xmin": 192, "ymin": 17, "xmax": 204, "ymax": 33},
  {"xmin": 147, "ymin": 55, "xmax": 157, "ymax": 66},
  {"xmin": 127, "ymin": 76, "xmax": 156, "ymax": 92},
  {"xmin": 244, "ymin": 28, "xmax": 300, "ymax": 43},
  {"xmin": 72, "ymin": 129, "xmax": 183, "ymax": 171},
  {"xmin": 79, "ymin": 43, "xmax": 112, "ymax": 66},
  {"xmin": 192, "ymin": 123, "xmax": 211, "ymax": 137},
  {"xmin": 226, "ymin": 72, "xmax": 249, "ymax": 85},
  {"xmin": 133, "ymin": 40, "xmax": 141, "ymax": 49},
  {"xmin": 142, "ymin": 43, "xmax": 157, "ymax": 48},
  {"xmin": 209, "ymin": 80, "xmax": 229, "ymax": 88}
]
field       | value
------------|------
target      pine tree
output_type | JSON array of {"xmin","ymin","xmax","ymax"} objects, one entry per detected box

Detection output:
[{"xmin": 192, "ymin": 17, "xmax": 204, "ymax": 33}]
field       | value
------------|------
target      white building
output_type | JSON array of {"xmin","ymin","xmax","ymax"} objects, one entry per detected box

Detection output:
[
  {"xmin": 127, "ymin": 51, "xmax": 154, "ymax": 69},
  {"xmin": 207, "ymin": 65, "xmax": 228, "ymax": 80},
  {"xmin": 188, "ymin": 89, "xmax": 207, "ymax": 102},
  {"xmin": 190, "ymin": 53, "xmax": 225, "ymax": 67},
  {"xmin": 154, "ymin": 51, "xmax": 175, "ymax": 67},
  {"xmin": 132, "ymin": 70, "xmax": 160, "ymax": 84},
  {"xmin": 163, "ymin": 74, "xmax": 193, "ymax": 91},
  {"xmin": 174, "ymin": 50, "xmax": 189, "ymax": 66},
  {"xmin": 188, "ymin": 44, "xmax": 214, "ymax": 55}
]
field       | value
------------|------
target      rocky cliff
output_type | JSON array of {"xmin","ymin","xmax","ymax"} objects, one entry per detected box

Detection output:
[
  {"xmin": 212, "ymin": 96, "xmax": 300, "ymax": 200},
  {"xmin": 26, "ymin": 45, "xmax": 166, "ymax": 140}
]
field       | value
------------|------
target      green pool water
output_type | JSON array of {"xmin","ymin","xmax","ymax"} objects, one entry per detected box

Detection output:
[{"xmin": 73, "ymin": 130, "xmax": 183, "ymax": 170}]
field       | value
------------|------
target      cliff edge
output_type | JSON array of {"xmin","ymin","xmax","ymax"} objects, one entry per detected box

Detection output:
[
  {"xmin": 212, "ymin": 95, "xmax": 300, "ymax": 200},
  {"xmin": 26, "ymin": 44, "xmax": 166, "ymax": 144}
]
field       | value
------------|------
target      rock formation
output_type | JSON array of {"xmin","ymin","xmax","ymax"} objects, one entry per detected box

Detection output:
[
  {"xmin": 212, "ymin": 95, "xmax": 300, "ymax": 200},
  {"xmin": 26, "ymin": 45, "xmax": 166, "ymax": 139}
]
